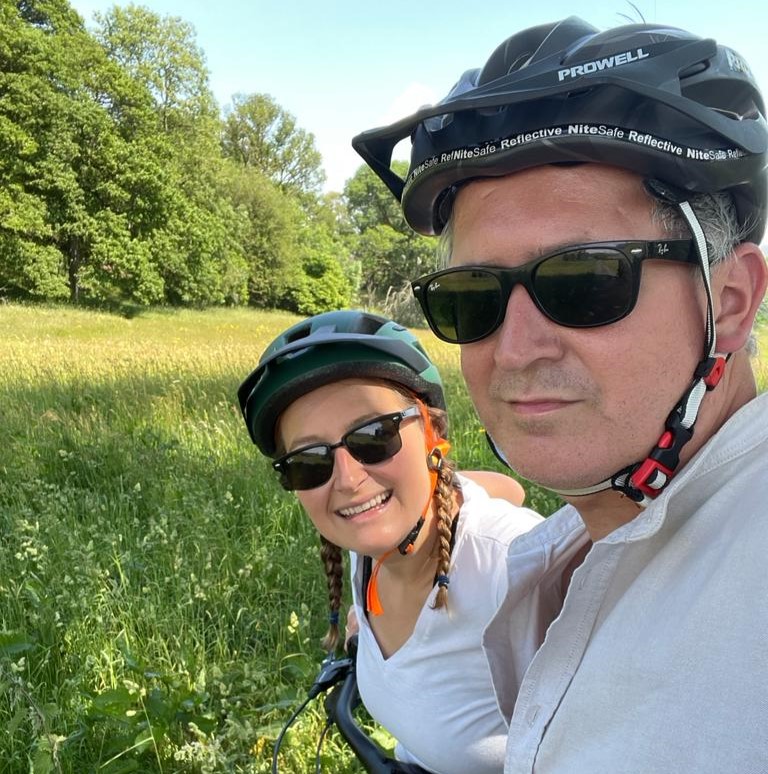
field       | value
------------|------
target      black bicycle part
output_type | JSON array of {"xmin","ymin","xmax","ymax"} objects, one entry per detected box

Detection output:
[
  {"xmin": 322, "ymin": 636, "xmax": 431, "ymax": 773},
  {"xmin": 271, "ymin": 634, "xmax": 432, "ymax": 773}
]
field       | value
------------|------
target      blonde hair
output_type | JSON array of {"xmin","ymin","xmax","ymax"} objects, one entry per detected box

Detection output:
[{"xmin": 429, "ymin": 434, "xmax": 457, "ymax": 612}]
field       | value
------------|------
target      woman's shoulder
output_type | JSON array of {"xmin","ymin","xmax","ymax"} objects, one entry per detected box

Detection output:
[
  {"xmin": 460, "ymin": 469, "xmax": 526, "ymax": 506},
  {"xmin": 455, "ymin": 472, "xmax": 543, "ymax": 546}
]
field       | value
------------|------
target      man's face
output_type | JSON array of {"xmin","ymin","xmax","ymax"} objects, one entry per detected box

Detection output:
[{"xmin": 452, "ymin": 164, "xmax": 707, "ymax": 491}]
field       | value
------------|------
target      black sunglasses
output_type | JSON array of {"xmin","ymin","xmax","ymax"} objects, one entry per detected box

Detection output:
[
  {"xmin": 273, "ymin": 406, "xmax": 421, "ymax": 491},
  {"xmin": 411, "ymin": 240, "xmax": 698, "ymax": 344}
]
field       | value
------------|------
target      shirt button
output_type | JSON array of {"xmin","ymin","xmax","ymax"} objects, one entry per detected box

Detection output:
[{"xmin": 526, "ymin": 705, "xmax": 540, "ymax": 727}]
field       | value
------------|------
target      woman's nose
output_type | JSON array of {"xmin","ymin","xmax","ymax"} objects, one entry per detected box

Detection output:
[{"xmin": 332, "ymin": 446, "xmax": 367, "ymax": 491}]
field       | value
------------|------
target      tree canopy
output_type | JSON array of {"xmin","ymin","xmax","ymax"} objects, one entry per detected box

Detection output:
[
  {"xmin": 344, "ymin": 162, "xmax": 439, "ymax": 306},
  {"xmin": 0, "ymin": 0, "xmax": 429, "ymax": 320}
]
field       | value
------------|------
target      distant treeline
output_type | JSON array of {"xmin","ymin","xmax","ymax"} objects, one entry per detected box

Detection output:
[{"xmin": 0, "ymin": 0, "xmax": 438, "ymax": 316}]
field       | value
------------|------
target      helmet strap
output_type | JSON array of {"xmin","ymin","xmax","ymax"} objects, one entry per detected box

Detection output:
[
  {"xmin": 554, "ymin": 189, "xmax": 728, "ymax": 507},
  {"xmin": 365, "ymin": 401, "xmax": 451, "ymax": 615}
]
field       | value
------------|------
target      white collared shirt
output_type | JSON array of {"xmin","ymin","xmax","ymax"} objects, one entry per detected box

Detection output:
[{"xmin": 484, "ymin": 392, "xmax": 768, "ymax": 774}]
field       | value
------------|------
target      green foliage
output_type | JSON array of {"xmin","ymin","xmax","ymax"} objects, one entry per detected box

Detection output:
[
  {"xmin": 92, "ymin": 2, "xmax": 220, "ymax": 153},
  {"xmin": 343, "ymin": 163, "xmax": 439, "ymax": 307},
  {"xmin": 222, "ymin": 93, "xmax": 325, "ymax": 197},
  {"xmin": 220, "ymin": 92, "xmax": 349, "ymax": 315},
  {"xmin": 287, "ymin": 208, "xmax": 358, "ymax": 316},
  {"xmin": 0, "ymin": 1, "xmax": 256, "ymax": 309},
  {"xmin": 222, "ymin": 162, "xmax": 304, "ymax": 308},
  {"xmin": 288, "ymin": 249, "xmax": 354, "ymax": 317},
  {"xmin": 0, "ymin": 0, "xmax": 107, "ymax": 299},
  {"xmin": 222, "ymin": 163, "xmax": 356, "ymax": 316},
  {"xmin": 93, "ymin": 4, "xmax": 249, "ymax": 307},
  {"xmin": 0, "ymin": 1, "xmax": 399, "ymax": 315}
]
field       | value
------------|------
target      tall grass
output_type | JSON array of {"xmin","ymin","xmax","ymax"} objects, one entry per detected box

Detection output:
[
  {"xmin": 1, "ymin": 303, "xmax": 765, "ymax": 773},
  {"xmin": 0, "ymin": 304, "xmax": 556, "ymax": 773}
]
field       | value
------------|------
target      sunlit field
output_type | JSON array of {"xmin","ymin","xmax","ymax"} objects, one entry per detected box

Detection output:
[
  {"xmin": 0, "ymin": 303, "xmax": 560, "ymax": 773},
  {"xmin": 1, "ymin": 303, "xmax": 765, "ymax": 773}
]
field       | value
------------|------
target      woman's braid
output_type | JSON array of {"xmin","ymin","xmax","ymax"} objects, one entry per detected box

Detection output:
[
  {"xmin": 431, "ymin": 458, "xmax": 456, "ymax": 610},
  {"xmin": 320, "ymin": 536, "xmax": 344, "ymax": 652}
]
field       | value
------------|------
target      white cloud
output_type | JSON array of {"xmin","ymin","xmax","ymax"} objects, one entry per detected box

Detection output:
[{"xmin": 378, "ymin": 82, "xmax": 439, "ymax": 127}]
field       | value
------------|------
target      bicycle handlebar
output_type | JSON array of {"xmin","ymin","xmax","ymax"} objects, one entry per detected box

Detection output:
[{"xmin": 322, "ymin": 635, "xmax": 431, "ymax": 774}]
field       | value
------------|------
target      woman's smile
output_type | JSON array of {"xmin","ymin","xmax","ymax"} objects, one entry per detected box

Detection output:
[{"xmin": 336, "ymin": 490, "xmax": 392, "ymax": 519}]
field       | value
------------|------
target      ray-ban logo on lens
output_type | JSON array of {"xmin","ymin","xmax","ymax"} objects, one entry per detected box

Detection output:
[{"xmin": 558, "ymin": 48, "xmax": 650, "ymax": 81}]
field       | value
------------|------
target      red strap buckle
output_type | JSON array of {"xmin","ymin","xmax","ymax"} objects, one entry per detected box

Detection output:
[
  {"xmin": 703, "ymin": 356, "xmax": 726, "ymax": 389},
  {"xmin": 629, "ymin": 457, "xmax": 675, "ymax": 497}
]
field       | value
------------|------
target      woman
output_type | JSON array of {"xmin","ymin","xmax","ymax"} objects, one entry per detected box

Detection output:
[{"xmin": 238, "ymin": 310, "xmax": 542, "ymax": 774}]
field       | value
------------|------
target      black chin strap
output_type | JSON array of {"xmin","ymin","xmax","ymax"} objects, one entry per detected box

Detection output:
[
  {"xmin": 394, "ymin": 443, "xmax": 448, "ymax": 554},
  {"xmin": 396, "ymin": 517, "xmax": 425, "ymax": 555},
  {"xmin": 554, "ymin": 182, "xmax": 728, "ymax": 507}
]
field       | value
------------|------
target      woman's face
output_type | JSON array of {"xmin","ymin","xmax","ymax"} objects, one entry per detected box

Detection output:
[{"xmin": 277, "ymin": 380, "xmax": 433, "ymax": 558}]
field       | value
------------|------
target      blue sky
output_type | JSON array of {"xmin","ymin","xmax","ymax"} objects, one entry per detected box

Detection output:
[{"xmin": 70, "ymin": 0, "xmax": 768, "ymax": 193}]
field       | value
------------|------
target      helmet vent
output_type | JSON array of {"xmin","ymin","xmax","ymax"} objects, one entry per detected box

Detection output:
[
  {"xmin": 565, "ymin": 87, "xmax": 595, "ymax": 99},
  {"xmin": 356, "ymin": 316, "xmax": 385, "ymax": 335},
  {"xmin": 679, "ymin": 61, "xmax": 708, "ymax": 80},
  {"xmin": 284, "ymin": 327, "xmax": 314, "ymax": 344}
]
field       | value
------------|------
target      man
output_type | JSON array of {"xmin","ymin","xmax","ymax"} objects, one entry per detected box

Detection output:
[{"xmin": 353, "ymin": 17, "xmax": 768, "ymax": 773}]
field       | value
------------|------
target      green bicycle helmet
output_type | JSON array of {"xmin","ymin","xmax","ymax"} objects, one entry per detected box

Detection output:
[{"xmin": 238, "ymin": 310, "xmax": 445, "ymax": 457}]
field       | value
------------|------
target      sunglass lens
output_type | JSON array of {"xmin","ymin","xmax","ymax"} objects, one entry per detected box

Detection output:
[
  {"xmin": 346, "ymin": 418, "xmax": 402, "ymax": 464},
  {"xmin": 282, "ymin": 446, "xmax": 333, "ymax": 491},
  {"xmin": 534, "ymin": 249, "xmax": 633, "ymax": 326},
  {"xmin": 425, "ymin": 270, "xmax": 503, "ymax": 342}
]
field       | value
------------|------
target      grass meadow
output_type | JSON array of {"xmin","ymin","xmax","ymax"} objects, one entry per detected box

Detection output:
[{"xmin": 0, "ymin": 303, "xmax": 765, "ymax": 773}]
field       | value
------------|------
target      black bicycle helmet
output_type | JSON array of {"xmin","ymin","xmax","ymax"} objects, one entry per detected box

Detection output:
[
  {"xmin": 352, "ymin": 16, "xmax": 767, "ymax": 243},
  {"xmin": 238, "ymin": 310, "xmax": 445, "ymax": 457}
]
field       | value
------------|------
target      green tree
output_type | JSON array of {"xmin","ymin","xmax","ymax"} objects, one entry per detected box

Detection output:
[
  {"xmin": 222, "ymin": 162, "xmax": 303, "ymax": 307},
  {"xmin": 220, "ymin": 91, "xmax": 354, "ymax": 312},
  {"xmin": 0, "ymin": 0, "xmax": 168, "ymax": 303},
  {"xmin": 222, "ymin": 92, "xmax": 325, "ymax": 197},
  {"xmin": 222, "ymin": 161, "xmax": 356, "ymax": 313},
  {"xmin": 93, "ymin": 3, "xmax": 214, "ymax": 135},
  {"xmin": 344, "ymin": 162, "xmax": 437, "ymax": 303},
  {"xmin": 288, "ymin": 224, "xmax": 356, "ymax": 315},
  {"xmin": 93, "ymin": 3, "xmax": 248, "ymax": 305}
]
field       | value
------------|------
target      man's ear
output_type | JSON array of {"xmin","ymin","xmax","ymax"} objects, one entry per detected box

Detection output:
[{"xmin": 713, "ymin": 243, "xmax": 768, "ymax": 353}]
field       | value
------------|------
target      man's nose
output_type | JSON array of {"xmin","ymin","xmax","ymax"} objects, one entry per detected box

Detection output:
[{"xmin": 492, "ymin": 284, "xmax": 565, "ymax": 370}]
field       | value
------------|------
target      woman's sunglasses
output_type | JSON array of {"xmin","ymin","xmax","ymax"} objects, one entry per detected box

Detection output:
[
  {"xmin": 411, "ymin": 240, "xmax": 698, "ymax": 344},
  {"xmin": 273, "ymin": 406, "xmax": 421, "ymax": 491}
]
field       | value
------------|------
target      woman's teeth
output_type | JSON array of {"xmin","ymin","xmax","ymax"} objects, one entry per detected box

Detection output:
[{"xmin": 338, "ymin": 492, "xmax": 391, "ymax": 518}]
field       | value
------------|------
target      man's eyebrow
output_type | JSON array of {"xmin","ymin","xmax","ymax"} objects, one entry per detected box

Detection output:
[{"xmin": 451, "ymin": 237, "xmax": 600, "ymax": 265}]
